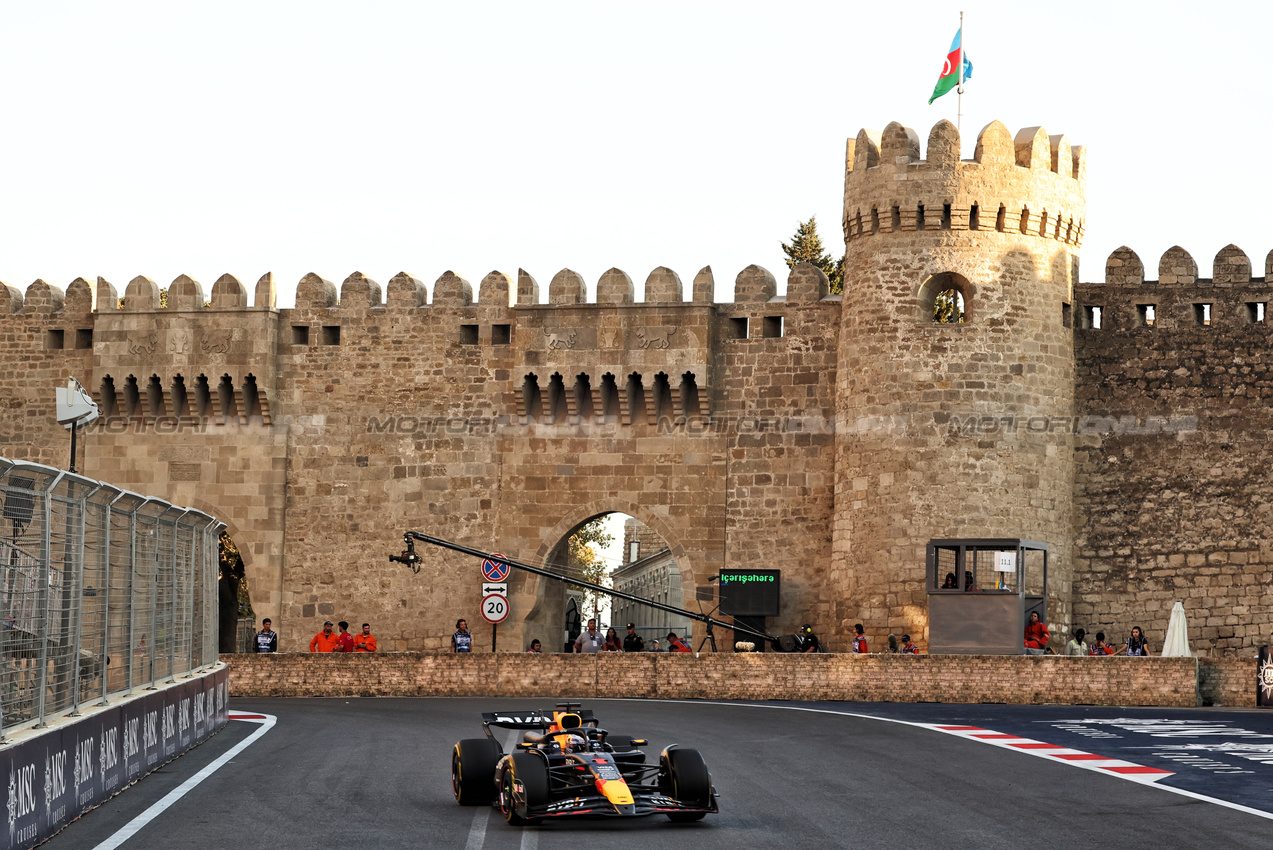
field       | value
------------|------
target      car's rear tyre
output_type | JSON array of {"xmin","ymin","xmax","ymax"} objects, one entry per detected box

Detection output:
[
  {"xmin": 661, "ymin": 748, "xmax": 711, "ymax": 822},
  {"xmin": 499, "ymin": 753, "xmax": 548, "ymax": 826},
  {"xmin": 453, "ymin": 738, "xmax": 501, "ymax": 805}
]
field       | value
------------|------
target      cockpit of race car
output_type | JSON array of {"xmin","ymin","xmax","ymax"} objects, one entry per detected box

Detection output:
[{"xmin": 451, "ymin": 702, "xmax": 719, "ymax": 825}]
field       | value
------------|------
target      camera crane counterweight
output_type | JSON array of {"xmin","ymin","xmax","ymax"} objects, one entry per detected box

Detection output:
[{"xmin": 389, "ymin": 530, "xmax": 779, "ymax": 649}]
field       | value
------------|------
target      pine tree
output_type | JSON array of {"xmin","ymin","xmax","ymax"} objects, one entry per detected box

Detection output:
[{"xmin": 781, "ymin": 216, "xmax": 845, "ymax": 295}]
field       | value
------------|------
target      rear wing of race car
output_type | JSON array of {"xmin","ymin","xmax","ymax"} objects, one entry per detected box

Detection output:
[{"xmin": 481, "ymin": 707, "xmax": 597, "ymax": 731}]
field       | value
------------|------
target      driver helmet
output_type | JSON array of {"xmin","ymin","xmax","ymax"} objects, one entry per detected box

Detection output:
[{"xmin": 565, "ymin": 733, "xmax": 587, "ymax": 752}]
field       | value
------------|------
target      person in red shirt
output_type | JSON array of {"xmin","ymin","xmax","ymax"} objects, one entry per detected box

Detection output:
[
  {"xmin": 1089, "ymin": 631, "xmax": 1115, "ymax": 656},
  {"xmin": 335, "ymin": 621, "xmax": 356, "ymax": 653},
  {"xmin": 354, "ymin": 623, "xmax": 377, "ymax": 652},
  {"xmin": 1024, "ymin": 611, "xmax": 1050, "ymax": 655},
  {"xmin": 310, "ymin": 621, "xmax": 340, "ymax": 652},
  {"xmin": 852, "ymin": 623, "xmax": 868, "ymax": 654},
  {"xmin": 900, "ymin": 634, "xmax": 919, "ymax": 654}
]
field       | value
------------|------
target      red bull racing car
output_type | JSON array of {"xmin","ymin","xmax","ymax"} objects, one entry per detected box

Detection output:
[{"xmin": 451, "ymin": 703, "xmax": 718, "ymax": 825}]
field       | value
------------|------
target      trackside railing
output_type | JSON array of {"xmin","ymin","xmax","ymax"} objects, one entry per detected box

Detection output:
[{"xmin": 0, "ymin": 457, "xmax": 223, "ymax": 737}]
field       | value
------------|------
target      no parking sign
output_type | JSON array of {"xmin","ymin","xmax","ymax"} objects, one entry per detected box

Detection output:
[{"xmin": 481, "ymin": 554, "xmax": 510, "ymax": 582}]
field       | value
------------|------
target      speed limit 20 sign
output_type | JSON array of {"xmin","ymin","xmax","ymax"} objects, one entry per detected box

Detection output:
[{"xmin": 481, "ymin": 592, "xmax": 509, "ymax": 624}]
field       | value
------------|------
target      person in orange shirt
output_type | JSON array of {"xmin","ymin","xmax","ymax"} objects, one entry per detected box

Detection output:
[
  {"xmin": 310, "ymin": 621, "xmax": 340, "ymax": 652},
  {"xmin": 354, "ymin": 623, "xmax": 378, "ymax": 652}
]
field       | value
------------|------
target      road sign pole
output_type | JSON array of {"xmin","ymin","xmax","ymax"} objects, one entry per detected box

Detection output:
[{"xmin": 492, "ymin": 623, "xmax": 498, "ymax": 653}]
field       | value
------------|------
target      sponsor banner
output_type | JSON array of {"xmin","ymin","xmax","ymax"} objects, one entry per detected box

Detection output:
[{"xmin": 1, "ymin": 665, "xmax": 228, "ymax": 850}]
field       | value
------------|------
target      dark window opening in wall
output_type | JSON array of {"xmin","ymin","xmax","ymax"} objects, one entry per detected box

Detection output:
[
  {"xmin": 890, "ymin": 206, "xmax": 901, "ymax": 230},
  {"xmin": 45, "ymin": 329, "xmax": 64, "ymax": 350},
  {"xmin": 1054, "ymin": 217, "xmax": 1063, "ymax": 239},
  {"xmin": 600, "ymin": 373, "xmax": 620, "ymax": 424},
  {"xmin": 547, "ymin": 373, "xmax": 567, "ymax": 424},
  {"xmin": 1061, "ymin": 303, "xmax": 1072, "ymax": 329},
  {"xmin": 996, "ymin": 204, "xmax": 1006, "ymax": 232},
  {"xmin": 75, "ymin": 328, "xmax": 93, "ymax": 349},
  {"xmin": 1019, "ymin": 208, "xmax": 1030, "ymax": 235},
  {"xmin": 854, "ymin": 211, "xmax": 863, "ymax": 237},
  {"xmin": 626, "ymin": 373, "xmax": 647, "ymax": 425},
  {"xmin": 321, "ymin": 325, "xmax": 341, "ymax": 346},
  {"xmin": 1246, "ymin": 302, "xmax": 1267, "ymax": 323},
  {"xmin": 680, "ymin": 372, "xmax": 702, "ymax": 419},
  {"xmin": 1066, "ymin": 219, "xmax": 1074, "ymax": 242},
  {"xmin": 1194, "ymin": 303, "xmax": 1212, "ymax": 327},
  {"xmin": 521, "ymin": 374, "xmax": 543, "ymax": 422},
  {"xmin": 652, "ymin": 372, "xmax": 673, "ymax": 422},
  {"xmin": 871, "ymin": 208, "xmax": 880, "ymax": 233},
  {"xmin": 916, "ymin": 204, "xmax": 925, "ymax": 230},
  {"xmin": 146, "ymin": 375, "xmax": 165, "ymax": 418},
  {"xmin": 1137, "ymin": 304, "xmax": 1157, "ymax": 327},
  {"xmin": 969, "ymin": 204, "xmax": 980, "ymax": 230},
  {"xmin": 492, "ymin": 324, "xmax": 511, "ymax": 345},
  {"xmin": 942, "ymin": 204, "xmax": 952, "ymax": 230},
  {"xmin": 728, "ymin": 317, "xmax": 749, "ymax": 340},
  {"xmin": 217, "ymin": 374, "xmax": 238, "ymax": 418},
  {"xmin": 291, "ymin": 325, "xmax": 309, "ymax": 346},
  {"xmin": 122, "ymin": 376, "xmax": 140, "ymax": 419},
  {"xmin": 919, "ymin": 272, "xmax": 970, "ymax": 324},
  {"xmin": 99, "ymin": 376, "xmax": 118, "ymax": 418},
  {"xmin": 1039, "ymin": 211, "xmax": 1049, "ymax": 237},
  {"xmin": 243, "ymin": 374, "xmax": 262, "ymax": 420},
  {"xmin": 574, "ymin": 373, "xmax": 593, "ymax": 420},
  {"xmin": 459, "ymin": 324, "xmax": 478, "ymax": 345},
  {"xmin": 762, "ymin": 316, "xmax": 784, "ymax": 338},
  {"xmin": 1083, "ymin": 306, "xmax": 1103, "ymax": 330},
  {"xmin": 171, "ymin": 375, "xmax": 189, "ymax": 419},
  {"xmin": 194, "ymin": 375, "xmax": 212, "ymax": 419}
]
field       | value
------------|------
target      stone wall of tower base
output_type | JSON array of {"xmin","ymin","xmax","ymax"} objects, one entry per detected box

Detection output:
[{"xmin": 221, "ymin": 653, "xmax": 1254, "ymax": 707}]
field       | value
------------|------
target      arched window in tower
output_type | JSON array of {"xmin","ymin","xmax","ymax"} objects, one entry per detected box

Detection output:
[
  {"xmin": 969, "ymin": 204, "xmax": 980, "ymax": 231},
  {"xmin": 193, "ymin": 375, "xmax": 212, "ymax": 420},
  {"xmin": 146, "ymin": 375, "xmax": 166, "ymax": 418},
  {"xmin": 871, "ymin": 208, "xmax": 880, "ymax": 234},
  {"xmin": 680, "ymin": 372, "xmax": 701, "ymax": 419},
  {"xmin": 626, "ymin": 373, "xmax": 647, "ymax": 425},
  {"xmin": 99, "ymin": 376, "xmax": 118, "ymax": 419},
  {"xmin": 652, "ymin": 372, "xmax": 673, "ymax": 423},
  {"xmin": 243, "ymin": 374, "xmax": 262, "ymax": 420},
  {"xmin": 1019, "ymin": 207, "xmax": 1031, "ymax": 235},
  {"xmin": 547, "ymin": 373, "xmax": 567, "ymax": 424},
  {"xmin": 170, "ymin": 375, "xmax": 189, "ymax": 419},
  {"xmin": 217, "ymin": 374, "xmax": 238, "ymax": 419},
  {"xmin": 521, "ymin": 374, "xmax": 542, "ymax": 423},
  {"xmin": 599, "ymin": 373, "xmax": 620, "ymax": 424},
  {"xmin": 1039, "ymin": 211, "xmax": 1049, "ymax": 237},
  {"xmin": 995, "ymin": 205, "xmax": 1006, "ymax": 232},
  {"xmin": 574, "ymin": 373, "xmax": 594, "ymax": 421},
  {"xmin": 918, "ymin": 272, "xmax": 971, "ymax": 324},
  {"xmin": 122, "ymin": 376, "xmax": 140, "ymax": 419}
]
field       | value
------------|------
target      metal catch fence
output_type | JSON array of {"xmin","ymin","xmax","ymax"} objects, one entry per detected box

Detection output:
[{"xmin": 0, "ymin": 457, "xmax": 223, "ymax": 736}]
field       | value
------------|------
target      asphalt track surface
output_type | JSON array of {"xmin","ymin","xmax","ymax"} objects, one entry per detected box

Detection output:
[{"xmin": 42, "ymin": 698, "xmax": 1273, "ymax": 849}]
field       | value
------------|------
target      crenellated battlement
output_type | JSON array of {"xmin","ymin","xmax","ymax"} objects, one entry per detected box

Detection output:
[{"xmin": 842, "ymin": 120, "xmax": 1086, "ymax": 248}]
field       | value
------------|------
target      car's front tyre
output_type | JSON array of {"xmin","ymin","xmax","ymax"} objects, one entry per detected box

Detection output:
[
  {"xmin": 660, "ymin": 747, "xmax": 711, "ymax": 822},
  {"xmin": 499, "ymin": 753, "xmax": 548, "ymax": 826},
  {"xmin": 452, "ymin": 738, "xmax": 501, "ymax": 805}
]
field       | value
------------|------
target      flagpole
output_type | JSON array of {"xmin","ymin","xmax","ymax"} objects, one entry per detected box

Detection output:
[{"xmin": 956, "ymin": 11, "xmax": 964, "ymax": 137}]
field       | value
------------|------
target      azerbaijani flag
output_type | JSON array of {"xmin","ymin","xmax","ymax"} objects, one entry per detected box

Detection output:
[{"xmin": 928, "ymin": 27, "xmax": 973, "ymax": 105}]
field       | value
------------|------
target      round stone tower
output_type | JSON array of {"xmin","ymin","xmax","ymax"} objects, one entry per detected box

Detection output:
[{"xmin": 831, "ymin": 119, "xmax": 1086, "ymax": 646}]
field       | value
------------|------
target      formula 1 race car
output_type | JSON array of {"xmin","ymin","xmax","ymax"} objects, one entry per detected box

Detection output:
[{"xmin": 451, "ymin": 703, "xmax": 718, "ymax": 825}]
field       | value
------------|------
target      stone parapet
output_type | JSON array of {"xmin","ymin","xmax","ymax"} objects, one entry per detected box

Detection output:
[{"xmin": 223, "ymin": 653, "xmax": 1208, "ymax": 707}]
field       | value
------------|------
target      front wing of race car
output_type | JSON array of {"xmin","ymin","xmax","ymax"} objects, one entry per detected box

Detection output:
[{"xmin": 532, "ymin": 791, "xmax": 718, "ymax": 819}]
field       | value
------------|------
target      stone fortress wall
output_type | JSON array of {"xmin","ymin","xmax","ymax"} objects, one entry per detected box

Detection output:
[{"xmin": 2, "ymin": 117, "xmax": 1271, "ymax": 656}]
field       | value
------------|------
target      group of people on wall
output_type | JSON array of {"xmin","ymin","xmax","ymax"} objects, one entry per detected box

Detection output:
[
  {"xmin": 520, "ymin": 619, "xmax": 691, "ymax": 654},
  {"xmin": 1028, "ymin": 613, "xmax": 1153, "ymax": 656},
  {"xmin": 251, "ymin": 618, "xmax": 380, "ymax": 653}
]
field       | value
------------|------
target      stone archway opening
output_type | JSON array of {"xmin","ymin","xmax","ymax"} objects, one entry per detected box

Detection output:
[{"xmin": 525, "ymin": 512, "xmax": 690, "ymax": 653}]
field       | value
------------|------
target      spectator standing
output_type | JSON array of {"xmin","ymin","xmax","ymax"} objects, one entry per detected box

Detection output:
[
  {"xmin": 452, "ymin": 618, "xmax": 473, "ymax": 653},
  {"xmin": 887, "ymin": 634, "xmax": 899, "ymax": 653},
  {"xmin": 335, "ymin": 621, "xmax": 355, "ymax": 653},
  {"xmin": 667, "ymin": 632, "xmax": 692, "ymax": 653},
  {"xmin": 254, "ymin": 618, "xmax": 278, "ymax": 653},
  {"xmin": 1024, "ymin": 611, "xmax": 1050, "ymax": 655},
  {"xmin": 1119, "ymin": 625, "xmax": 1152, "ymax": 656},
  {"xmin": 354, "ymin": 623, "xmax": 377, "ymax": 652},
  {"xmin": 648, "ymin": 639, "xmax": 663, "ymax": 652},
  {"xmin": 603, "ymin": 627, "xmax": 623, "ymax": 652},
  {"xmin": 622, "ymin": 623, "xmax": 645, "ymax": 653},
  {"xmin": 1089, "ymin": 631, "xmax": 1115, "ymax": 656},
  {"xmin": 941, "ymin": 572, "xmax": 958, "ymax": 589},
  {"xmin": 796, "ymin": 624, "xmax": 822, "ymax": 653},
  {"xmin": 574, "ymin": 618, "xmax": 604, "ymax": 653},
  {"xmin": 527, "ymin": 639, "xmax": 542, "ymax": 653},
  {"xmin": 310, "ymin": 621, "xmax": 339, "ymax": 653},
  {"xmin": 900, "ymin": 634, "xmax": 919, "ymax": 654},
  {"xmin": 851, "ymin": 623, "xmax": 868, "ymax": 654},
  {"xmin": 1064, "ymin": 628, "xmax": 1088, "ymax": 656}
]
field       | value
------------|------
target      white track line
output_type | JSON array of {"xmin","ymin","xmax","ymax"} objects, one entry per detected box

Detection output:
[
  {"xmin": 645, "ymin": 699, "xmax": 1273, "ymax": 822},
  {"xmin": 90, "ymin": 712, "xmax": 276, "ymax": 850}
]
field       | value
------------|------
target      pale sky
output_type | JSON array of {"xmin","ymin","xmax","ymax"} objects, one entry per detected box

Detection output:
[{"xmin": 2, "ymin": 1, "xmax": 1269, "ymax": 306}]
